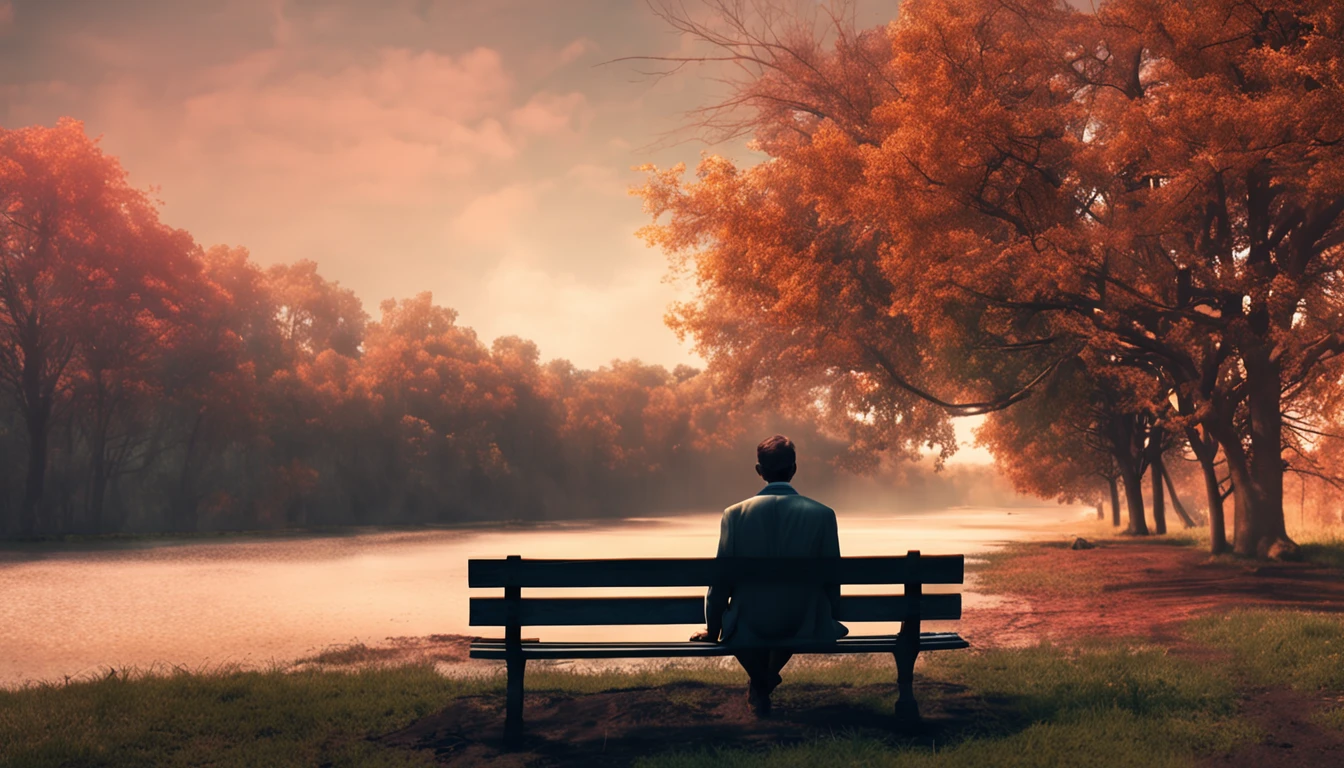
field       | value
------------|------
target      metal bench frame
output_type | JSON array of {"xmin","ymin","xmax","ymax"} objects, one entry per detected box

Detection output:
[{"xmin": 468, "ymin": 549, "xmax": 968, "ymax": 742}]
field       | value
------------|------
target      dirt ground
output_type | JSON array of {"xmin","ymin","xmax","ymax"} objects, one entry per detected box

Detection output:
[
  {"xmin": 379, "ymin": 678, "xmax": 995, "ymax": 767},
  {"xmin": 353, "ymin": 538, "xmax": 1344, "ymax": 767},
  {"xmin": 959, "ymin": 538, "xmax": 1344, "ymax": 648}
]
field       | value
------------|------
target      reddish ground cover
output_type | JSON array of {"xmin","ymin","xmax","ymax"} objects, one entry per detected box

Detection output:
[{"xmin": 961, "ymin": 538, "xmax": 1344, "ymax": 649}]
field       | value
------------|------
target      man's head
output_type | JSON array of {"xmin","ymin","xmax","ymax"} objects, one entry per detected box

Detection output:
[{"xmin": 755, "ymin": 434, "xmax": 797, "ymax": 484}]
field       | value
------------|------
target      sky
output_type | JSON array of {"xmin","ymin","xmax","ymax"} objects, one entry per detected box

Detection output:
[{"xmin": 0, "ymin": 0, "xmax": 1001, "ymax": 461}]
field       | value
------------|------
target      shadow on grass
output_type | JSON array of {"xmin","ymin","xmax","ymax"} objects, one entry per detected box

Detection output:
[
  {"xmin": 381, "ymin": 643, "xmax": 1246, "ymax": 767},
  {"xmin": 379, "ymin": 677, "xmax": 1018, "ymax": 767}
]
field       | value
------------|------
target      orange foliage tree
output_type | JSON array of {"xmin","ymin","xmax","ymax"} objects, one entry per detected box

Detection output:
[
  {"xmin": 638, "ymin": 0, "xmax": 1344, "ymax": 558},
  {"xmin": 0, "ymin": 120, "xmax": 207, "ymax": 533}
]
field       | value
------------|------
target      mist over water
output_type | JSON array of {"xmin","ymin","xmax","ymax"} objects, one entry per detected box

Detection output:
[{"xmin": 0, "ymin": 505, "xmax": 1087, "ymax": 687}]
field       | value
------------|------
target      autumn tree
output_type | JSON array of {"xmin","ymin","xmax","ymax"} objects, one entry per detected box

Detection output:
[
  {"xmin": 638, "ymin": 0, "xmax": 1344, "ymax": 558},
  {"xmin": 0, "ymin": 119, "xmax": 208, "ymax": 534},
  {"xmin": 977, "ymin": 359, "xmax": 1136, "ymax": 530},
  {"xmin": 265, "ymin": 260, "xmax": 367, "ymax": 360}
]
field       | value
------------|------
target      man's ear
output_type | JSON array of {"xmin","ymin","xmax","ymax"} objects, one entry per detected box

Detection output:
[{"xmin": 755, "ymin": 463, "xmax": 764, "ymax": 478}]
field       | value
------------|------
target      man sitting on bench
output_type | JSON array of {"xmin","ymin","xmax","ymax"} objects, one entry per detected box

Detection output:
[{"xmin": 690, "ymin": 434, "xmax": 849, "ymax": 716}]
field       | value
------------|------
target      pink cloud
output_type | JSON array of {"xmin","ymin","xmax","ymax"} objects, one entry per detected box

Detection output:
[
  {"xmin": 556, "ymin": 38, "xmax": 594, "ymax": 66},
  {"xmin": 168, "ymin": 46, "xmax": 524, "ymax": 202},
  {"xmin": 509, "ymin": 91, "xmax": 589, "ymax": 137},
  {"xmin": 449, "ymin": 182, "xmax": 551, "ymax": 248},
  {"xmin": 0, "ymin": 2, "xmax": 12, "ymax": 36}
]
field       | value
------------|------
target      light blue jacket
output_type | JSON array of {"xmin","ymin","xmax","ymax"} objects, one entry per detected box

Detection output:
[{"xmin": 705, "ymin": 482, "xmax": 849, "ymax": 647}]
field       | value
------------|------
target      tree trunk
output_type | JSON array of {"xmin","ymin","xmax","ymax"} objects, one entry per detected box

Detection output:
[
  {"xmin": 1231, "ymin": 349, "xmax": 1298, "ymax": 559},
  {"xmin": 1156, "ymin": 456, "xmax": 1197, "ymax": 528},
  {"xmin": 1150, "ymin": 464, "xmax": 1167, "ymax": 535},
  {"xmin": 1118, "ymin": 462, "xmax": 1149, "ymax": 535},
  {"xmin": 1146, "ymin": 427, "xmax": 1167, "ymax": 535},
  {"xmin": 20, "ymin": 404, "xmax": 49, "ymax": 537},
  {"xmin": 88, "ymin": 422, "xmax": 109, "ymax": 536},
  {"xmin": 1186, "ymin": 425, "xmax": 1228, "ymax": 554},
  {"xmin": 1108, "ymin": 475, "xmax": 1121, "ymax": 527},
  {"xmin": 174, "ymin": 409, "xmax": 205, "ymax": 530}
]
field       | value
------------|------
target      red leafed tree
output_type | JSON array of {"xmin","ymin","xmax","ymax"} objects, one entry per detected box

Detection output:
[
  {"xmin": 976, "ymin": 360, "xmax": 1131, "ymax": 530},
  {"xmin": 0, "ymin": 119, "xmax": 204, "ymax": 534},
  {"xmin": 265, "ymin": 260, "xmax": 367, "ymax": 361},
  {"xmin": 638, "ymin": 0, "xmax": 1344, "ymax": 558}
]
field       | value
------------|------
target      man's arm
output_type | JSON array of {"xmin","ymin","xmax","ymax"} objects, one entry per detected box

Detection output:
[
  {"xmin": 698, "ymin": 508, "xmax": 734, "ymax": 641},
  {"xmin": 823, "ymin": 508, "xmax": 842, "ymax": 618}
]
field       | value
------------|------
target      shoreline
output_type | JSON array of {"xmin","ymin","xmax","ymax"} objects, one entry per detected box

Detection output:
[
  {"xmin": 0, "ymin": 502, "xmax": 1080, "ymax": 548},
  {"xmin": 5, "ymin": 531, "xmax": 1344, "ymax": 766}
]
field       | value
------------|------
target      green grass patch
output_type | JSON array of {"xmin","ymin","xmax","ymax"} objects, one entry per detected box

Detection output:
[
  {"xmin": 1296, "ymin": 533, "xmax": 1344, "ymax": 570},
  {"xmin": 1150, "ymin": 527, "xmax": 1206, "ymax": 548},
  {"xmin": 0, "ymin": 641, "xmax": 1258, "ymax": 768},
  {"xmin": 924, "ymin": 642, "xmax": 1237, "ymax": 720},
  {"xmin": 967, "ymin": 541, "xmax": 1103, "ymax": 598},
  {"xmin": 0, "ymin": 664, "xmax": 481, "ymax": 768},
  {"xmin": 640, "ymin": 642, "xmax": 1249, "ymax": 768},
  {"xmin": 1186, "ymin": 610, "xmax": 1344, "ymax": 692},
  {"xmin": 638, "ymin": 710, "xmax": 1252, "ymax": 768},
  {"xmin": 1313, "ymin": 705, "xmax": 1344, "ymax": 732}
]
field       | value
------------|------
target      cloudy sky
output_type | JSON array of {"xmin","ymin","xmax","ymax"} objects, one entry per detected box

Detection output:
[
  {"xmin": 2, "ymin": 0, "xmax": 1020, "ymax": 459},
  {"xmin": 0, "ymin": 0, "xmax": 903, "ymax": 367}
]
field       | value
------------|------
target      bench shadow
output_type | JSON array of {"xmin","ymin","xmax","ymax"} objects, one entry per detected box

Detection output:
[{"xmin": 379, "ymin": 679, "xmax": 1033, "ymax": 767}]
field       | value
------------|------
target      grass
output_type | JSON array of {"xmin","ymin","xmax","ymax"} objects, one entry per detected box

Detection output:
[
  {"xmin": 1185, "ymin": 610, "xmax": 1344, "ymax": 692},
  {"xmin": 0, "ymin": 642, "xmax": 1255, "ymax": 768},
  {"xmin": 638, "ymin": 712, "xmax": 1251, "ymax": 768},
  {"xmin": 0, "ymin": 664, "xmax": 479, "ymax": 768},
  {"xmin": 925, "ymin": 642, "xmax": 1237, "ymax": 720},
  {"xmin": 1296, "ymin": 533, "xmax": 1344, "ymax": 569},
  {"xmin": 1187, "ymin": 609, "xmax": 1344, "ymax": 734},
  {"xmin": 967, "ymin": 541, "xmax": 1106, "ymax": 598},
  {"xmin": 639, "ymin": 643, "xmax": 1251, "ymax": 768}
]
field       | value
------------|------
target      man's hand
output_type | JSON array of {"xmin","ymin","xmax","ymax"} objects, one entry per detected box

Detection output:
[{"xmin": 689, "ymin": 629, "xmax": 717, "ymax": 642}]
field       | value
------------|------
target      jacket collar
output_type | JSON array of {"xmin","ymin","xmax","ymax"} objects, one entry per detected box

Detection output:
[{"xmin": 757, "ymin": 481, "xmax": 798, "ymax": 496}]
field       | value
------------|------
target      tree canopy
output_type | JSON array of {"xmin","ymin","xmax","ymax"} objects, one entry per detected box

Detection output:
[{"xmin": 638, "ymin": 0, "xmax": 1344, "ymax": 557}]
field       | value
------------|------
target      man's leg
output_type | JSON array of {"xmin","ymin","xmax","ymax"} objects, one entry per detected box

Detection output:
[
  {"xmin": 734, "ymin": 650, "xmax": 769, "ymax": 685},
  {"xmin": 734, "ymin": 650, "xmax": 773, "ymax": 715},
  {"xmin": 735, "ymin": 650, "xmax": 793, "ymax": 689},
  {"xmin": 735, "ymin": 650, "xmax": 792, "ymax": 715},
  {"xmin": 765, "ymin": 650, "xmax": 792, "ymax": 692}
]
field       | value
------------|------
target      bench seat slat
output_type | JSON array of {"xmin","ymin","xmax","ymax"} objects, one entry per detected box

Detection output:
[
  {"xmin": 469, "ymin": 594, "xmax": 961, "ymax": 627},
  {"xmin": 468, "ymin": 555, "xmax": 964, "ymax": 588},
  {"xmin": 468, "ymin": 633, "xmax": 970, "ymax": 659}
]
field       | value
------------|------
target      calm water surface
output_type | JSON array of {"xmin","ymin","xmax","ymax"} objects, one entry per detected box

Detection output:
[{"xmin": 0, "ymin": 505, "xmax": 1088, "ymax": 686}]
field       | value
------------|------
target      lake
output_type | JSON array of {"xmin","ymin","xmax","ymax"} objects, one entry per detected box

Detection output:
[{"xmin": 0, "ymin": 504, "xmax": 1088, "ymax": 686}]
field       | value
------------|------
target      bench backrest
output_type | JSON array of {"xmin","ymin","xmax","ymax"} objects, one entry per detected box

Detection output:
[{"xmin": 468, "ymin": 551, "xmax": 963, "ymax": 629}]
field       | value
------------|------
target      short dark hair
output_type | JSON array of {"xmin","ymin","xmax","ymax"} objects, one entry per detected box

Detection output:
[{"xmin": 757, "ymin": 435, "xmax": 796, "ymax": 474}]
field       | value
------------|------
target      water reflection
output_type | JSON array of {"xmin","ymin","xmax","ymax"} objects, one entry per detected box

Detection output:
[{"xmin": 0, "ymin": 505, "xmax": 1085, "ymax": 686}]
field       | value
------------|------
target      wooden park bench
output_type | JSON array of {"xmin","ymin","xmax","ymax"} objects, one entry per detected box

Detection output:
[{"xmin": 468, "ymin": 550, "xmax": 969, "ymax": 741}]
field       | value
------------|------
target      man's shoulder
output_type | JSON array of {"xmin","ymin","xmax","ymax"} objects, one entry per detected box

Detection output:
[
  {"xmin": 792, "ymin": 494, "xmax": 835, "ymax": 516},
  {"xmin": 730, "ymin": 493, "xmax": 834, "ymax": 515}
]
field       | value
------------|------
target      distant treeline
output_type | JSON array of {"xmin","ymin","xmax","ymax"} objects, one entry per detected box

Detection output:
[{"xmin": 0, "ymin": 120, "xmax": 1025, "ymax": 536}]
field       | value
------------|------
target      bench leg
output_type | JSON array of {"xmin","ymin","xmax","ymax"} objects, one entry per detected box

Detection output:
[
  {"xmin": 893, "ymin": 633, "xmax": 920, "ymax": 722},
  {"xmin": 504, "ymin": 656, "xmax": 526, "ymax": 744}
]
